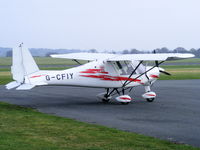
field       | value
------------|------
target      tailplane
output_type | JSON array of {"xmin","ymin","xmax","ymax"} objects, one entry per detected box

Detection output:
[{"xmin": 6, "ymin": 43, "xmax": 40, "ymax": 90}]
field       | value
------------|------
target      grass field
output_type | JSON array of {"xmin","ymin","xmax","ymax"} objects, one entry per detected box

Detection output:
[
  {"xmin": 0, "ymin": 57, "xmax": 86, "ymax": 66},
  {"xmin": 0, "ymin": 102, "xmax": 199, "ymax": 150},
  {"xmin": 159, "ymin": 65, "xmax": 200, "ymax": 80},
  {"xmin": 163, "ymin": 58, "xmax": 200, "ymax": 63}
]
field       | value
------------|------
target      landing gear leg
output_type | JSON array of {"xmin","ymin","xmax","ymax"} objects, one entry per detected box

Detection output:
[
  {"xmin": 145, "ymin": 86, "xmax": 151, "ymax": 92},
  {"xmin": 102, "ymin": 88, "xmax": 111, "ymax": 103}
]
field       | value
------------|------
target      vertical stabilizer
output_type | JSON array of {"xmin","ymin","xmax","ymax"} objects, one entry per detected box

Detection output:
[
  {"xmin": 6, "ymin": 44, "xmax": 40, "ymax": 90},
  {"xmin": 20, "ymin": 44, "xmax": 39, "ymax": 75}
]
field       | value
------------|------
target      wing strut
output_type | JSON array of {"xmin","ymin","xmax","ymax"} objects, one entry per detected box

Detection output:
[
  {"xmin": 73, "ymin": 59, "xmax": 82, "ymax": 65},
  {"xmin": 124, "ymin": 61, "xmax": 165, "ymax": 87},
  {"xmin": 122, "ymin": 61, "xmax": 143, "ymax": 87},
  {"xmin": 109, "ymin": 61, "xmax": 165, "ymax": 97}
]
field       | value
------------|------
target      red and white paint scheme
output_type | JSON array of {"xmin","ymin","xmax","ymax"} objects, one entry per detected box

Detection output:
[
  {"xmin": 6, "ymin": 44, "xmax": 194, "ymax": 104},
  {"xmin": 116, "ymin": 95, "xmax": 132, "ymax": 104},
  {"xmin": 142, "ymin": 91, "xmax": 157, "ymax": 102}
]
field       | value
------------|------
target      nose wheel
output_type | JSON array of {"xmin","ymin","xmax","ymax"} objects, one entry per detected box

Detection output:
[{"xmin": 143, "ymin": 86, "xmax": 156, "ymax": 102}]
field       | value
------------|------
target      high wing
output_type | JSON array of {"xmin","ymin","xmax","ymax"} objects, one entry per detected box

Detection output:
[
  {"xmin": 51, "ymin": 53, "xmax": 118, "ymax": 61},
  {"xmin": 51, "ymin": 53, "xmax": 194, "ymax": 61},
  {"xmin": 108, "ymin": 53, "xmax": 194, "ymax": 61}
]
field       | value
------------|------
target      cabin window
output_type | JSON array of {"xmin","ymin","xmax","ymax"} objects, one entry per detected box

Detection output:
[{"xmin": 114, "ymin": 61, "xmax": 134, "ymax": 75}]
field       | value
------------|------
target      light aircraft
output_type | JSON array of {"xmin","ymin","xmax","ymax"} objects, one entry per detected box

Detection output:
[{"xmin": 6, "ymin": 44, "xmax": 194, "ymax": 104}]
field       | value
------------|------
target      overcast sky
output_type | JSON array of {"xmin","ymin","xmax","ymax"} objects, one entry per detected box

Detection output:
[{"xmin": 0, "ymin": 0, "xmax": 200, "ymax": 51}]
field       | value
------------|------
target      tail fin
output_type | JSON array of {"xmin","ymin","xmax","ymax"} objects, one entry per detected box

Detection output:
[{"xmin": 6, "ymin": 43, "xmax": 40, "ymax": 90}]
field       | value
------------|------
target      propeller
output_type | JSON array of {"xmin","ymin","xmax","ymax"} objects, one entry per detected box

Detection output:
[
  {"xmin": 159, "ymin": 70, "xmax": 171, "ymax": 76},
  {"xmin": 153, "ymin": 50, "xmax": 159, "ymax": 67},
  {"xmin": 153, "ymin": 50, "xmax": 171, "ymax": 76},
  {"xmin": 159, "ymin": 67, "xmax": 171, "ymax": 76}
]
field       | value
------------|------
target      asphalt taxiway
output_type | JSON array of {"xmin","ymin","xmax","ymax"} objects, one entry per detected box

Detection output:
[{"xmin": 0, "ymin": 80, "xmax": 200, "ymax": 147}]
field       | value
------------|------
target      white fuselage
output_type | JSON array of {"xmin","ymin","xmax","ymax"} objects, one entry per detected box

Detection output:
[{"xmin": 26, "ymin": 60, "xmax": 160, "ymax": 88}]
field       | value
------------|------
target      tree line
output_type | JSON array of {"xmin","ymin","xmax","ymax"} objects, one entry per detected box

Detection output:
[{"xmin": 121, "ymin": 47, "xmax": 200, "ymax": 57}]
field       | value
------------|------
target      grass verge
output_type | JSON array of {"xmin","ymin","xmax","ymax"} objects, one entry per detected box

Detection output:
[
  {"xmin": 0, "ymin": 57, "xmax": 86, "ymax": 66},
  {"xmin": 0, "ymin": 76, "xmax": 12, "ymax": 85},
  {"xmin": 159, "ymin": 65, "xmax": 200, "ymax": 80},
  {"xmin": 0, "ymin": 102, "xmax": 199, "ymax": 150}
]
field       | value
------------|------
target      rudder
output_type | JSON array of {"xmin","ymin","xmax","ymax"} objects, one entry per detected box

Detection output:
[{"xmin": 6, "ymin": 43, "xmax": 40, "ymax": 89}]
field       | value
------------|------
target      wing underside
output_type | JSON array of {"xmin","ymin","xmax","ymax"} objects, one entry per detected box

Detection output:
[{"xmin": 51, "ymin": 53, "xmax": 194, "ymax": 61}]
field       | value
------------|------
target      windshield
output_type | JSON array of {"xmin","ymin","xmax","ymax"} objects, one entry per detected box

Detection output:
[{"xmin": 113, "ymin": 61, "xmax": 134, "ymax": 75}]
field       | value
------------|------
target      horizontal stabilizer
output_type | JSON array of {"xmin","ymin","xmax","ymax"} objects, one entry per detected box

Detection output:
[
  {"xmin": 16, "ymin": 84, "xmax": 35, "ymax": 90},
  {"xmin": 5, "ymin": 81, "xmax": 21, "ymax": 90}
]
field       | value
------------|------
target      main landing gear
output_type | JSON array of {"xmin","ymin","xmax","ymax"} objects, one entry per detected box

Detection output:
[
  {"xmin": 97, "ymin": 86, "xmax": 156, "ymax": 105},
  {"xmin": 115, "ymin": 95, "xmax": 132, "ymax": 105},
  {"xmin": 102, "ymin": 94, "xmax": 111, "ymax": 103},
  {"xmin": 97, "ymin": 92, "xmax": 112, "ymax": 103},
  {"xmin": 97, "ymin": 88, "xmax": 132, "ymax": 105}
]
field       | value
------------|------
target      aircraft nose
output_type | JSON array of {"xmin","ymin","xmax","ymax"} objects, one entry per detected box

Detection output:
[{"xmin": 148, "ymin": 67, "xmax": 160, "ymax": 80}]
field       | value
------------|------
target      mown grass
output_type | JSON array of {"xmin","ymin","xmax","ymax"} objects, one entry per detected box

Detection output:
[
  {"xmin": 159, "ymin": 65, "xmax": 200, "ymax": 80},
  {"xmin": 0, "ymin": 76, "xmax": 12, "ymax": 85},
  {"xmin": 0, "ymin": 57, "xmax": 86, "ymax": 66},
  {"xmin": 0, "ymin": 102, "xmax": 199, "ymax": 150},
  {"xmin": 162, "ymin": 65, "xmax": 200, "ymax": 69},
  {"xmin": 160, "ymin": 72, "xmax": 200, "ymax": 80},
  {"xmin": 165, "ymin": 58, "xmax": 200, "ymax": 63}
]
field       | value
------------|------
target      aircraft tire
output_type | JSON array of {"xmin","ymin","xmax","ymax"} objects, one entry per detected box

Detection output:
[
  {"xmin": 121, "ymin": 102, "xmax": 130, "ymax": 105},
  {"xmin": 102, "ymin": 98, "xmax": 110, "ymax": 103},
  {"xmin": 146, "ymin": 98, "xmax": 155, "ymax": 102}
]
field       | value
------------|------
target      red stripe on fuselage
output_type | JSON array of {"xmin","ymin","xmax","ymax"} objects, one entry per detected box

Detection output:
[
  {"xmin": 80, "ymin": 74, "xmax": 141, "ymax": 82},
  {"xmin": 80, "ymin": 69, "xmax": 108, "ymax": 74},
  {"xmin": 150, "ymin": 74, "xmax": 159, "ymax": 78},
  {"xmin": 30, "ymin": 75, "xmax": 46, "ymax": 78}
]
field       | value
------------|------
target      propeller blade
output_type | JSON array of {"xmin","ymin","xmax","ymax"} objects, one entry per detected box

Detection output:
[
  {"xmin": 153, "ymin": 50, "xmax": 159, "ymax": 67},
  {"xmin": 155, "ymin": 61, "xmax": 159, "ymax": 67},
  {"xmin": 159, "ymin": 70, "xmax": 171, "ymax": 76}
]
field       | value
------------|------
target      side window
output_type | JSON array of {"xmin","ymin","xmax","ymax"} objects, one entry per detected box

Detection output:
[
  {"xmin": 114, "ymin": 61, "xmax": 134, "ymax": 75},
  {"xmin": 124, "ymin": 61, "xmax": 134, "ymax": 74}
]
